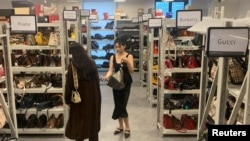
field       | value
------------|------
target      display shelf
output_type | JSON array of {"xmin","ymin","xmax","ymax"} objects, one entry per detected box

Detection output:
[
  {"xmin": 37, "ymin": 23, "xmax": 60, "ymax": 27},
  {"xmin": 12, "ymin": 67, "xmax": 63, "ymax": 73},
  {"xmin": 89, "ymin": 19, "xmax": 115, "ymax": 71},
  {"xmin": 10, "ymin": 45, "xmax": 62, "ymax": 50},
  {"xmin": 163, "ymin": 109, "xmax": 198, "ymax": 115},
  {"xmin": 14, "ymin": 87, "xmax": 63, "ymax": 94},
  {"xmin": 157, "ymin": 18, "xmax": 202, "ymax": 136},
  {"xmin": 146, "ymin": 27, "xmax": 160, "ymax": 107},
  {"xmin": 115, "ymin": 19, "xmax": 140, "ymax": 71},
  {"xmin": 16, "ymin": 107, "xmax": 64, "ymax": 114},
  {"xmin": 0, "ymin": 23, "xmax": 18, "ymax": 138},
  {"xmin": 1, "ymin": 7, "xmax": 67, "ymax": 135},
  {"xmin": 139, "ymin": 21, "xmax": 149, "ymax": 87}
]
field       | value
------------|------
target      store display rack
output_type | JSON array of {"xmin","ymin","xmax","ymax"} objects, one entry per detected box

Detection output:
[
  {"xmin": 0, "ymin": 22, "xmax": 18, "ymax": 138},
  {"xmin": 157, "ymin": 19, "xmax": 204, "ymax": 136},
  {"xmin": 146, "ymin": 27, "xmax": 159, "ymax": 107},
  {"xmin": 139, "ymin": 21, "xmax": 149, "ymax": 87}
]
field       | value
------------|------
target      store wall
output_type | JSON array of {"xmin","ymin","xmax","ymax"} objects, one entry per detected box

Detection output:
[
  {"xmin": 116, "ymin": 0, "xmax": 154, "ymax": 18},
  {"xmin": 206, "ymin": 0, "xmax": 240, "ymax": 19},
  {"xmin": 237, "ymin": 0, "xmax": 250, "ymax": 18},
  {"xmin": 191, "ymin": 0, "xmax": 209, "ymax": 16}
]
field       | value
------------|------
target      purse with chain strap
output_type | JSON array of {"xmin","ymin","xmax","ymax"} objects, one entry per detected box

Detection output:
[{"xmin": 71, "ymin": 63, "xmax": 81, "ymax": 103}]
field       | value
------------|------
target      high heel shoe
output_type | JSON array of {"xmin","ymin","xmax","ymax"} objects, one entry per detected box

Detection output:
[
  {"xmin": 124, "ymin": 130, "xmax": 130, "ymax": 138},
  {"xmin": 114, "ymin": 128, "xmax": 123, "ymax": 135}
]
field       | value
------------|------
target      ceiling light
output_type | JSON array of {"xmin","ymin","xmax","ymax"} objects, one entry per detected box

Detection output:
[
  {"xmin": 114, "ymin": 0, "xmax": 126, "ymax": 2},
  {"xmin": 162, "ymin": 0, "xmax": 174, "ymax": 2},
  {"xmin": 67, "ymin": 0, "xmax": 80, "ymax": 2}
]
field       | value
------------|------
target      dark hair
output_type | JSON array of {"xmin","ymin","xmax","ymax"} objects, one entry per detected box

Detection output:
[
  {"xmin": 114, "ymin": 35, "xmax": 129, "ymax": 46},
  {"xmin": 69, "ymin": 42, "xmax": 97, "ymax": 80}
]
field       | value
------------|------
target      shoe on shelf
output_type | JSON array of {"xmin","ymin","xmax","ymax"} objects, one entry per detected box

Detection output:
[
  {"xmin": 114, "ymin": 128, "xmax": 123, "ymax": 135},
  {"xmin": 124, "ymin": 130, "xmax": 130, "ymax": 138}
]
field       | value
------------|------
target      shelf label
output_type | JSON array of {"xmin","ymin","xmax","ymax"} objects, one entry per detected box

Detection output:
[
  {"xmin": 10, "ymin": 15, "xmax": 36, "ymax": 34},
  {"xmin": 148, "ymin": 18, "xmax": 162, "ymax": 28},
  {"xmin": 63, "ymin": 10, "xmax": 77, "ymax": 20},
  {"xmin": 142, "ymin": 13, "xmax": 152, "ymax": 22},
  {"xmin": 206, "ymin": 27, "xmax": 249, "ymax": 57},
  {"xmin": 81, "ymin": 9, "xmax": 90, "ymax": 17},
  {"xmin": 176, "ymin": 10, "xmax": 202, "ymax": 28}
]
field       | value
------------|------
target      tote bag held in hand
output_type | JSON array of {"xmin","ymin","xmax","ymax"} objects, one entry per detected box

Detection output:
[
  {"xmin": 107, "ymin": 64, "xmax": 125, "ymax": 90},
  {"xmin": 71, "ymin": 63, "xmax": 81, "ymax": 103}
]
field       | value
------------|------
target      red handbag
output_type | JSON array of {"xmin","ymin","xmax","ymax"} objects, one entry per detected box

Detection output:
[
  {"xmin": 181, "ymin": 114, "xmax": 196, "ymax": 130},
  {"xmin": 163, "ymin": 114, "xmax": 173, "ymax": 129}
]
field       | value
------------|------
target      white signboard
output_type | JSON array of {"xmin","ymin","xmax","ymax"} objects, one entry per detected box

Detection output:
[
  {"xmin": 63, "ymin": 10, "xmax": 77, "ymax": 20},
  {"xmin": 81, "ymin": 9, "xmax": 90, "ymax": 17},
  {"xmin": 176, "ymin": 10, "xmax": 202, "ymax": 28},
  {"xmin": 148, "ymin": 18, "xmax": 162, "ymax": 28},
  {"xmin": 142, "ymin": 13, "xmax": 152, "ymax": 22},
  {"xmin": 206, "ymin": 27, "xmax": 249, "ymax": 57},
  {"xmin": 10, "ymin": 15, "xmax": 36, "ymax": 34}
]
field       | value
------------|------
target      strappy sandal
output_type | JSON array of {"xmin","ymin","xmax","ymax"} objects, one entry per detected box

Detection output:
[
  {"xmin": 124, "ymin": 130, "xmax": 130, "ymax": 138},
  {"xmin": 114, "ymin": 128, "xmax": 124, "ymax": 135}
]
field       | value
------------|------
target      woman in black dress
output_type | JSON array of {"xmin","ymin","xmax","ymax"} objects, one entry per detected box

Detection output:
[{"xmin": 102, "ymin": 37, "xmax": 134, "ymax": 138}]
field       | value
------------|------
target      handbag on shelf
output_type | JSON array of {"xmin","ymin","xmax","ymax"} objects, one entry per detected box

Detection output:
[
  {"xmin": 71, "ymin": 63, "xmax": 81, "ymax": 104},
  {"xmin": 48, "ymin": 32, "xmax": 60, "ymax": 46},
  {"xmin": 165, "ymin": 30, "xmax": 177, "ymax": 61},
  {"xmin": 107, "ymin": 63, "xmax": 125, "ymax": 90}
]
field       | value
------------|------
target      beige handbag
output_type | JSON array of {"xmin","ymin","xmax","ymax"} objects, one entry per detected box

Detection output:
[
  {"xmin": 0, "ymin": 106, "xmax": 6, "ymax": 128},
  {"xmin": 71, "ymin": 63, "xmax": 81, "ymax": 103},
  {"xmin": 48, "ymin": 32, "xmax": 60, "ymax": 46}
]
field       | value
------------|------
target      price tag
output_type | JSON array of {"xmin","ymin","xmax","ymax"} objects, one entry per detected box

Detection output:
[{"xmin": 148, "ymin": 18, "xmax": 162, "ymax": 28}]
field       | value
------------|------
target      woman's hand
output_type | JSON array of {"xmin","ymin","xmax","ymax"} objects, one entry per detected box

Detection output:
[
  {"xmin": 101, "ymin": 76, "xmax": 109, "ymax": 81},
  {"xmin": 122, "ymin": 57, "xmax": 128, "ymax": 63}
]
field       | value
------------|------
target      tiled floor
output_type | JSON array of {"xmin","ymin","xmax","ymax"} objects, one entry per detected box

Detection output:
[{"xmin": 7, "ymin": 72, "xmax": 198, "ymax": 141}]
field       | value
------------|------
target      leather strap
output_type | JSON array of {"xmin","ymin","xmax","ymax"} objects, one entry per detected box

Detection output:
[{"xmin": 71, "ymin": 63, "xmax": 78, "ymax": 90}]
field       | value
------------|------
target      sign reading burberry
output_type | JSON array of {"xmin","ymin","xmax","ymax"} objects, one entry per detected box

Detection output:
[{"xmin": 176, "ymin": 9, "xmax": 202, "ymax": 28}]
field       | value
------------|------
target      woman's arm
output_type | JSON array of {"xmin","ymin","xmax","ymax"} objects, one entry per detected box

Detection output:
[
  {"xmin": 102, "ymin": 55, "xmax": 114, "ymax": 80},
  {"xmin": 122, "ymin": 54, "xmax": 134, "ymax": 73}
]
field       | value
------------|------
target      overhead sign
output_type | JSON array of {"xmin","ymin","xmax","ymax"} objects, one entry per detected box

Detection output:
[
  {"xmin": 148, "ymin": 18, "xmax": 162, "ymax": 28},
  {"xmin": 10, "ymin": 15, "xmax": 36, "ymax": 34},
  {"xmin": 63, "ymin": 10, "xmax": 77, "ymax": 20},
  {"xmin": 176, "ymin": 9, "xmax": 202, "ymax": 28},
  {"xmin": 206, "ymin": 27, "xmax": 249, "ymax": 57}
]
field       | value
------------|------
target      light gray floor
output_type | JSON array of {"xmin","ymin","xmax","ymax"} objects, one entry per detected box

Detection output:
[{"xmin": 15, "ymin": 72, "xmax": 197, "ymax": 141}]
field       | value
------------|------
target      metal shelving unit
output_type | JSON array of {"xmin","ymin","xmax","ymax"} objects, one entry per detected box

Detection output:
[{"xmin": 157, "ymin": 19, "xmax": 204, "ymax": 136}]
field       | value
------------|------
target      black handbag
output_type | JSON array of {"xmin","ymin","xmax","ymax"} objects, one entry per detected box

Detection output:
[{"xmin": 107, "ymin": 64, "xmax": 125, "ymax": 90}]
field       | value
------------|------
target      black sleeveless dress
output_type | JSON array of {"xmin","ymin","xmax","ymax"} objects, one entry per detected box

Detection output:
[{"xmin": 112, "ymin": 53, "xmax": 133, "ymax": 120}]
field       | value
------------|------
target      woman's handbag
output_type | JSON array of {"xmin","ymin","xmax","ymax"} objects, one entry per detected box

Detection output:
[
  {"xmin": 71, "ymin": 63, "xmax": 81, "ymax": 103},
  {"xmin": 107, "ymin": 64, "xmax": 125, "ymax": 90},
  {"xmin": 48, "ymin": 32, "xmax": 60, "ymax": 46}
]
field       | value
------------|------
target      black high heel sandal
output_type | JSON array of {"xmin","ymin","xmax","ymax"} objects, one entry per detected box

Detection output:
[
  {"xmin": 124, "ymin": 130, "xmax": 130, "ymax": 138},
  {"xmin": 114, "ymin": 128, "xmax": 123, "ymax": 135}
]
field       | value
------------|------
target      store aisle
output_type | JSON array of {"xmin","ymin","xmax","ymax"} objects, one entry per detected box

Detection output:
[{"xmin": 17, "ymin": 72, "xmax": 197, "ymax": 141}]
